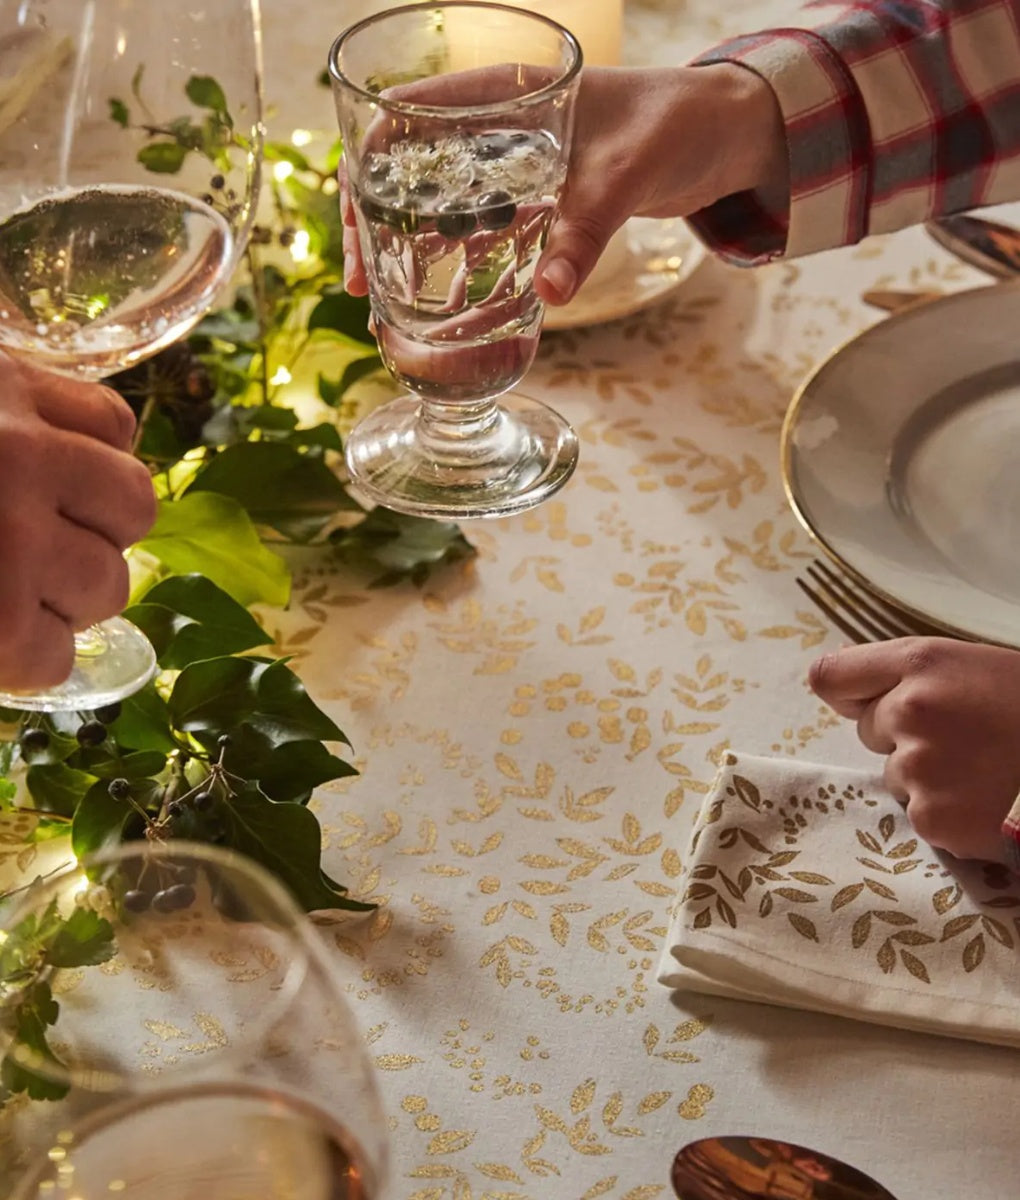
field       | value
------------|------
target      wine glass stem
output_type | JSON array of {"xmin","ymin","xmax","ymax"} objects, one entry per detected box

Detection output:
[{"xmin": 416, "ymin": 397, "xmax": 504, "ymax": 466}]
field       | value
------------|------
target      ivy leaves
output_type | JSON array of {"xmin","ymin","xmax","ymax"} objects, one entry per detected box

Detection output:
[
  {"xmin": 0, "ymin": 896, "xmax": 116, "ymax": 1101},
  {"xmin": 14, "ymin": 574, "xmax": 366, "ymax": 915},
  {"xmin": 110, "ymin": 70, "xmax": 235, "ymax": 174}
]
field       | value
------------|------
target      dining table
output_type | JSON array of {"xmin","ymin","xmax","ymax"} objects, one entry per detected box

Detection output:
[{"xmin": 5, "ymin": 0, "xmax": 1020, "ymax": 1197}]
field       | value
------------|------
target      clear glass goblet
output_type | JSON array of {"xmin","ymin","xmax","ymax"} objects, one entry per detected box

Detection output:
[
  {"xmin": 329, "ymin": 1, "xmax": 582, "ymax": 519},
  {"xmin": 0, "ymin": 0, "xmax": 263, "ymax": 711},
  {"xmin": 0, "ymin": 841, "xmax": 389, "ymax": 1199}
]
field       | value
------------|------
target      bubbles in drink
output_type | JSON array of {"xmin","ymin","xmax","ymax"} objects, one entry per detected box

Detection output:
[
  {"xmin": 0, "ymin": 185, "xmax": 233, "ymax": 377},
  {"xmin": 352, "ymin": 129, "xmax": 564, "ymax": 402}
]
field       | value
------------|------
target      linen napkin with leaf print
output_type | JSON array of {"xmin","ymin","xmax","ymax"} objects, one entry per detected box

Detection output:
[{"xmin": 658, "ymin": 751, "xmax": 1020, "ymax": 1046}]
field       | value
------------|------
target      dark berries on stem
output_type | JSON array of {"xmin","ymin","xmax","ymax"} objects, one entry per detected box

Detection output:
[
  {"xmin": 76, "ymin": 720, "xmax": 108, "ymax": 747},
  {"xmin": 123, "ymin": 889, "xmax": 151, "ymax": 913},
  {"xmin": 19, "ymin": 727, "xmax": 50, "ymax": 756}
]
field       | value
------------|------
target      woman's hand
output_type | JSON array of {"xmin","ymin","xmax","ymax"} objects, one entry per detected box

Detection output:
[
  {"xmin": 0, "ymin": 355, "xmax": 156, "ymax": 692},
  {"xmin": 809, "ymin": 637, "xmax": 1020, "ymax": 863}
]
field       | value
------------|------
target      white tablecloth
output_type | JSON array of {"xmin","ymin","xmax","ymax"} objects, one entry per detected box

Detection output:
[
  {"xmin": 254, "ymin": 3, "xmax": 1017, "ymax": 1197},
  {"xmin": 7, "ymin": 2, "xmax": 1016, "ymax": 1197}
]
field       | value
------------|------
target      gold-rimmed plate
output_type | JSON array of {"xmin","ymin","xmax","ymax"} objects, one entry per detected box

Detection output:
[
  {"xmin": 781, "ymin": 280, "xmax": 1020, "ymax": 648},
  {"xmin": 542, "ymin": 216, "xmax": 706, "ymax": 330}
]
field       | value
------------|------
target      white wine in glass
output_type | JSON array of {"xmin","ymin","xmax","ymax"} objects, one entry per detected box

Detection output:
[
  {"xmin": 0, "ymin": 0, "xmax": 263, "ymax": 711},
  {"xmin": 0, "ymin": 843, "xmax": 389, "ymax": 1199}
]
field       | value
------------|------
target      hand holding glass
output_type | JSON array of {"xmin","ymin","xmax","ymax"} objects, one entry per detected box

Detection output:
[
  {"xmin": 329, "ymin": 1, "xmax": 582, "ymax": 519},
  {"xmin": 0, "ymin": 0, "xmax": 262, "ymax": 710}
]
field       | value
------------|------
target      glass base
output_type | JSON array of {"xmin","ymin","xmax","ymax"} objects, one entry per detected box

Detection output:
[
  {"xmin": 0, "ymin": 617, "xmax": 157, "ymax": 713},
  {"xmin": 344, "ymin": 392, "xmax": 579, "ymax": 519}
]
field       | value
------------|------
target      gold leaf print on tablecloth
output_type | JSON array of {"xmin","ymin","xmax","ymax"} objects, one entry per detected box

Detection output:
[{"xmin": 428, "ymin": 598, "xmax": 538, "ymax": 673}]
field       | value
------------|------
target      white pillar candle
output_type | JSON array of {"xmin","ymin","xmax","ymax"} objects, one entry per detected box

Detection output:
[{"xmin": 494, "ymin": 0, "xmax": 623, "ymax": 67}]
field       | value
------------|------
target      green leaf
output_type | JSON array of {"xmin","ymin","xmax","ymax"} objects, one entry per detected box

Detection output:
[
  {"xmin": 185, "ymin": 441, "xmax": 358, "ymax": 542},
  {"xmin": 0, "ymin": 896, "xmax": 62, "ymax": 979},
  {"xmin": 25, "ymin": 764, "xmax": 98, "ymax": 819},
  {"xmin": 137, "ymin": 141, "xmax": 189, "ymax": 173},
  {"xmin": 318, "ymin": 355, "xmax": 382, "ymax": 406},
  {"xmin": 221, "ymin": 783, "xmax": 371, "ymax": 912},
  {"xmin": 125, "ymin": 574, "xmax": 271, "ymax": 669},
  {"xmin": 109, "ymin": 97, "xmax": 130, "ymax": 127},
  {"xmin": 307, "ymin": 292, "xmax": 376, "ymax": 345},
  {"xmin": 186, "ymin": 74, "xmax": 228, "ymax": 113},
  {"xmin": 135, "ymin": 405, "xmax": 190, "ymax": 464},
  {"xmin": 1, "ymin": 983, "xmax": 69, "ymax": 1101},
  {"xmin": 109, "ymin": 684, "xmax": 178, "ymax": 753},
  {"xmin": 137, "ymin": 493, "xmax": 290, "ymax": 608},
  {"xmin": 168, "ymin": 658, "xmax": 348, "ymax": 752},
  {"xmin": 47, "ymin": 909, "xmax": 116, "ymax": 969},
  {"xmin": 287, "ymin": 422, "xmax": 344, "ymax": 453},
  {"xmin": 242, "ymin": 405, "xmax": 299, "ymax": 433},
  {"xmin": 71, "ymin": 783, "xmax": 134, "ymax": 860},
  {"xmin": 255, "ymin": 740, "xmax": 358, "ymax": 804},
  {"xmin": 332, "ymin": 507, "xmax": 476, "ymax": 585},
  {"xmin": 70, "ymin": 748, "xmax": 167, "ymax": 781},
  {"xmin": 264, "ymin": 142, "xmax": 312, "ymax": 172}
]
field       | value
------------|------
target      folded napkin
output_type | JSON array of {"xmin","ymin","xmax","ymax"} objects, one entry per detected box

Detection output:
[{"xmin": 658, "ymin": 752, "xmax": 1020, "ymax": 1047}]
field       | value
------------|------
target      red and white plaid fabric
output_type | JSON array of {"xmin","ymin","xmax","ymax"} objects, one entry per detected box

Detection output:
[{"xmin": 687, "ymin": 0, "xmax": 1020, "ymax": 264}]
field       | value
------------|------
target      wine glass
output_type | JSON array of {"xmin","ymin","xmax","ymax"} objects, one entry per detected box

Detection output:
[
  {"xmin": 0, "ymin": 841, "xmax": 389, "ymax": 1199},
  {"xmin": 0, "ymin": 0, "xmax": 263, "ymax": 711},
  {"xmin": 329, "ymin": 1, "xmax": 582, "ymax": 519}
]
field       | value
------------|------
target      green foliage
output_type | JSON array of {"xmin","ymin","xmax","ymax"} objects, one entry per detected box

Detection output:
[
  {"xmin": 0, "ymin": 895, "xmax": 115, "ymax": 1102},
  {"xmin": 0, "ymin": 72, "xmax": 478, "ymax": 1107}
]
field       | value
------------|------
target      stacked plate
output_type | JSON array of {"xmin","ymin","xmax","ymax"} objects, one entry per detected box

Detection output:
[{"xmin": 782, "ymin": 280, "xmax": 1020, "ymax": 648}]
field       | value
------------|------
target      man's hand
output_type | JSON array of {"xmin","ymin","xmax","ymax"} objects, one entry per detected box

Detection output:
[
  {"xmin": 0, "ymin": 355, "xmax": 156, "ymax": 692},
  {"xmin": 809, "ymin": 637, "xmax": 1020, "ymax": 863}
]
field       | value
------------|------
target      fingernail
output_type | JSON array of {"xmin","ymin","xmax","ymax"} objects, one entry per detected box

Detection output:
[
  {"xmin": 344, "ymin": 253, "xmax": 355, "ymax": 284},
  {"xmin": 541, "ymin": 257, "xmax": 577, "ymax": 303}
]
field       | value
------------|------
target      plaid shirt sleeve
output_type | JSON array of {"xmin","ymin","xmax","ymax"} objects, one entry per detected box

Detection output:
[{"xmin": 687, "ymin": 0, "xmax": 1020, "ymax": 265}]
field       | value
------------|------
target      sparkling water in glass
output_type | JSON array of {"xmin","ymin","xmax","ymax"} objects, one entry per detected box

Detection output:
[{"xmin": 329, "ymin": 2, "xmax": 582, "ymax": 519}]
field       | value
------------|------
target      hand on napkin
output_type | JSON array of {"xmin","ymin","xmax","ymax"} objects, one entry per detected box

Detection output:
[{"xmin": 658, "ymin": 751, "xmax": 1020, "ymax": 1046}]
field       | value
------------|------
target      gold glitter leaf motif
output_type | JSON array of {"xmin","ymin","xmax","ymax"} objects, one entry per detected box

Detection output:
[
  {"xmin": 678, "ymin": 1083, "xmax": 715, "ymax": 1120},
  {"xmin": 581, "ymin": 1180, "xmax": 618, "ymax": 1200},
  {"xmin": 375, "ymin": 1054, "xmax": 424, "ymax": 1070},
  {"xmin": 682, "ymin": 771, "xmax": 1020, "ymax": 989},
  {"xmin": 426, "ymin": 1129, "xmax": 476, "ymax": 1155}
]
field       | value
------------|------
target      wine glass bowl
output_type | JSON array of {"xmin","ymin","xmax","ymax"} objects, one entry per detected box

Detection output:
[
  {"xmin": 329, "ymin": 1, "xmax": 582, "ymax": 519},
  {"xmin": 0, "ymin": 842, "xmax": 388, "ymax": 1200},
  {"xmin": 0, "ymin": 0, "xmax": 263, "ymax": 711}
]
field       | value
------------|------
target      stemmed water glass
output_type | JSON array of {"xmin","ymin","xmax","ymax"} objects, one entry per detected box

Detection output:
[
  {"xmin": 0, "ymin": 0, "xmax": 263, "ymax": 711},
  {"xmin": 0, "ymin": 841, "xmax": 389, "ymax": 1199},
  {"xmin": 329, "ymin": 1, "xmax": 582, "ymax": 519}
]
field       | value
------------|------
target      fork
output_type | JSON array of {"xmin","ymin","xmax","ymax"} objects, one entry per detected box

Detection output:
[{"xmin": 795, "ymin": 559, "xmax": 954, "ymax": 644}]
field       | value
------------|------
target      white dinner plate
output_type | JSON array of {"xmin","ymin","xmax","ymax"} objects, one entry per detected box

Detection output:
[
  {"xmin": 781, "ymin": 280, "xmax": 1020, "ymax": 648},
  {"xmin": 542, "ymin": 216, "xmax": 706, "ymax": 330}
]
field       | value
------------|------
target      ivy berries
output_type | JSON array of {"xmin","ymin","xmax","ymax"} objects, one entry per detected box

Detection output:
[{"xmin": 76, "ymin": 720, "xmax": 108, "ymax": 747}]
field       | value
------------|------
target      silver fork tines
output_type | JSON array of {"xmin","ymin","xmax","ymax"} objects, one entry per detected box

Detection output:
[{"xmin": 796, "ymin": 560, "xmax": 948, "ymax": 644}]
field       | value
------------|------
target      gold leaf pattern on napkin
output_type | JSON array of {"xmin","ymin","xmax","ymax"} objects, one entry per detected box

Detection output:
[{"xmin": 661, "ymin": 752, "xmax": 1020, "ymax": 1047}]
